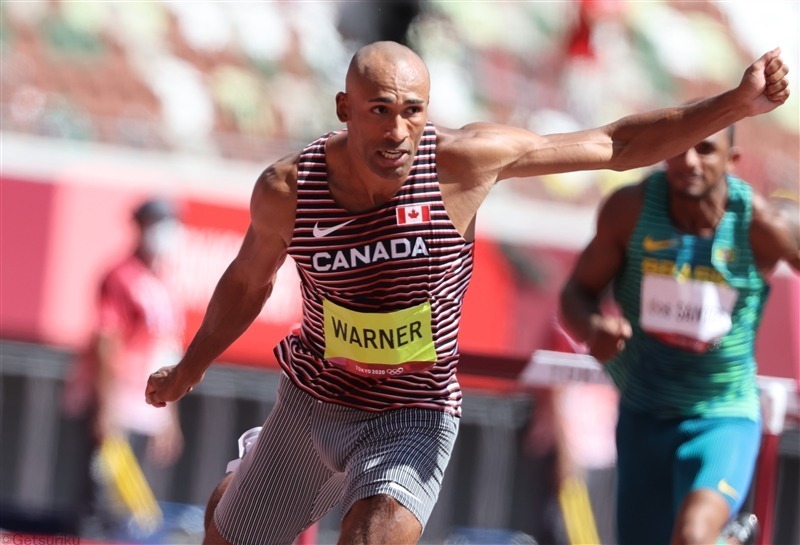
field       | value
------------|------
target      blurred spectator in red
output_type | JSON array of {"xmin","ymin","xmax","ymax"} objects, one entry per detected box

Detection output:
[
  {"xmin": 61, "ymin": 197, "xmax": 185, "ymax": 539},
  {"xmin": 565, "ymin": 0, "xmax": 624, "ymax": 60}
]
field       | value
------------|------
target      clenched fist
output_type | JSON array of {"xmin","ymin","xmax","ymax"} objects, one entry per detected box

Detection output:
[
  {"xmin": 145, "ymin": 364, "xmax": 202, "ymax": 407},
  {"xmin": 738, "ymin": 48, "xmax": 791, "ymax": 117},
  {"xmin": 587, "ymin": 315, "xmax": 633, "ymax": 363}
]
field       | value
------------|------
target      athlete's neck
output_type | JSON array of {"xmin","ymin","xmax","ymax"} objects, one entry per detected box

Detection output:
[
  {"xmin": 326, "ymin": 134, "xmax": 408, "ymax": 212},
  {"xmin": 668, "ymin": 178, "xmax": 729, "ymax": 236}
]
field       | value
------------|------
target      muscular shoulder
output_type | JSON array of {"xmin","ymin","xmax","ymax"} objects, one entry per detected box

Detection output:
[
  {"xmin": 602, "ymin": 181, "xmax": 645, "ymax": 214},
  {"xmin": 749, "ymin": 190, "xmax": 800, "ymax": 273},
  {"xmin": 436, "ymin": 122, "xmax": 519, "ymax": 151},
  {"xmin": 254, "ymin": 151, "xmax": 300, "ymax": 197},
  {"xmin": 251, "ymin": 151, "xmax": 300, "ymax": 245},
  {"xmin": 434, "ymin": 124, "xmax": 491, "ymax": 183},
  {"xmin": 595, "ymin": 181, "xmax": 646, "ymax": 248},
  {"xmin": 435, "ymin": 122, "xmax": 544, "ymax": 186}
]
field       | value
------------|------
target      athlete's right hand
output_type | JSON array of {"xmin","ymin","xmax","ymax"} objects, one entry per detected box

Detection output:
[
  {"xmin": 586, "ymin": 315, "xmax": 632, "ymax": 363},
  {"xmin": 145, "ymin": 364, "xmax": 202, "ymax": 407}
]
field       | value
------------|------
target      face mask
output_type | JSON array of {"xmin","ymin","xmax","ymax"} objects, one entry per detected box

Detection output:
[{"xmin": 141, "ymin": 220, "xmax": 181, "ymax": 258}]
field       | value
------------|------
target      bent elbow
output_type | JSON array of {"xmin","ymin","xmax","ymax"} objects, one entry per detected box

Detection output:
[
  {"xmin": 607, "ymin": 149, "xmax": 645, "ymax": 173},
  {"xmin": 605, "ymin": 134, "xmax": 661, "ymax": 172}
]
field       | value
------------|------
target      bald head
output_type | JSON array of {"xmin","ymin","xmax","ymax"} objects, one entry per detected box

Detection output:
[
  {"xmin": 345, "ymin": 41, "xmax": 430, "ymax": 94},
  {"xmin": 334, "ymin": 41, "xmax": 430, "ymax": 185}
]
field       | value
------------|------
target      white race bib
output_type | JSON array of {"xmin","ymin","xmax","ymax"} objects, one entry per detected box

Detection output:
[{"xmin": 640, "ymin": 274, "xmax": 738, "ymax": 352}]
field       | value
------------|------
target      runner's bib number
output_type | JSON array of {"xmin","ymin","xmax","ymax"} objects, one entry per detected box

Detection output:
[
  {"xmin": 640, "ymin": 274, "xmax": 738, "ymax": 353},
  {"xmin": 323, "ymin": 298, "xmax": 437, "ymax": 377}
]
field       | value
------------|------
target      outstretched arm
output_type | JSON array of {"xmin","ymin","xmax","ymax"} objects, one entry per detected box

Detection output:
[
  {"xmin": 440, "ymin": 49, "xmax": 790, "ymax": 185},
  {"xmin": 145, "ymin": 154, "xmax": 299, "ymax": 407},
  {"xmin": 597, "ymin": 48, "xmax": 789, "ymax": 173}
]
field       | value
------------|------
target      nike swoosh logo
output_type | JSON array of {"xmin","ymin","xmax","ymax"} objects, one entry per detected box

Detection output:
[
  {"xmin": 312, "ymin": 219, "xmax": 355, "ymax": 238},
  {"xmin": 717, "ymin": 478, "xmax": 739, "ymax": 500},
  {"xmin": 643, "ymin": 235, "xmax": 678, "ymax": 252},
  {"xmin": 388, "ymin": 481, "xmax": 421, "ymax": 502}
]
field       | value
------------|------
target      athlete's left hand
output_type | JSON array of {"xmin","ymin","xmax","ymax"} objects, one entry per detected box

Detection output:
[{"xmin": 738, "ymin": 48, "xmax": 790, "ymax": 116}]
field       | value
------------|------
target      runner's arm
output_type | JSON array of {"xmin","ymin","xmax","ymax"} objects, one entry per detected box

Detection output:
[
  {"xmin": 751, "ymin": 191, "xmax": 800, "ymax": 274},
  {"xmin": 559, "ymin": 185, "xmax": 640, "ymax": 361},
  {"xmin": 146, "ymin": 155, "xmax": 298, "ymax": 405},
  {"xmin": 176, "ymin": 157, "xmax": 297, "ymax": 382},
  {"xmin": 441, "ymin": 50, "xmax": 789, "ymax": 184}
]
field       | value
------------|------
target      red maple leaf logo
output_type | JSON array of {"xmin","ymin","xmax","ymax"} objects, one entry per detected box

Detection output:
[{"xmin": 408, "ymin": 209, "xmax": 419, "ymax": 219}]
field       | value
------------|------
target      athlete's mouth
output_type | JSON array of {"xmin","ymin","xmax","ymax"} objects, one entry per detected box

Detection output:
[
  {"xmin": 379, "ymin": 149, "xmax": 406, "ymax": 159},
  {"xmin": 685, "ymin": 175, "xmax": 704, "ymax": 184}
]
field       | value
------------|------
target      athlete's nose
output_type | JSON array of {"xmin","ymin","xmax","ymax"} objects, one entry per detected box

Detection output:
[
  {"xmin": 676, "ymin": 147, "xmax": 701, "ymax": 169},
  {"xmin": 385, "ymin": 115, "xmax": 409, "ymax": 144}
]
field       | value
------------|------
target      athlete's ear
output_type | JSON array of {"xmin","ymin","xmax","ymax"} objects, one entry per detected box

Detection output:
[
  {"xmin": 727, "ymin": 145, "xmax": 742, "ymax": 171},
  {"xmin": 335, "ymin": 92, "xmax": 348, "ymax": 122}
]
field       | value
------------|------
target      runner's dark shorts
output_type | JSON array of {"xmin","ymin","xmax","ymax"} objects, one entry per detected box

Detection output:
[{"xmin": 214, "ymin": 373, "xmax": 460, "ymax": 545}]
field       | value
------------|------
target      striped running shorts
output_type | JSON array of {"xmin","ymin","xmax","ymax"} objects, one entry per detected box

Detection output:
[{"xmin": 214, "ymin": 373, "xmax": 460, "ymax": 545}]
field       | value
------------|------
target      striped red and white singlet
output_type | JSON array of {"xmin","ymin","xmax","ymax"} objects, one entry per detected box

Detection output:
[{"xmin": 274, "ymin": 123, "xmax": 474, "ymax": 416}]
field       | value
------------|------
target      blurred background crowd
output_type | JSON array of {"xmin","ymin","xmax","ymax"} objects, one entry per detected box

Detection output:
[
  {"xmin": 2, "ymin": 0, "xmax": 797, "ymax": 204},
  {"xmin": 1, "ymin": 1, "xmax": 798, "ymax": 544}
]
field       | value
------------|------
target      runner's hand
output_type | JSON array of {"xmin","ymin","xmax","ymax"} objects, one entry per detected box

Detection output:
[
  {"xmin": 739, "ymin": 48, "xmax": 790, "ymax": 116},
  {"xmin": 587, "ymin": 315, "xmax": 632, "ymax": 363},
  {"xmin": 145, "ymin": 364, "xmax": 201, "ymax": 407}
]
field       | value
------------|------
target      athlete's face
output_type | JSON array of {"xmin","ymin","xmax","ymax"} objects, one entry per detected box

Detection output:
[
  {"xmin": 665, "ymin": 129, "xmax": 739, "ymax": 199},
  {"xmin": 336, "ymin": 58, "xmax": 429, "ymax": 183}
]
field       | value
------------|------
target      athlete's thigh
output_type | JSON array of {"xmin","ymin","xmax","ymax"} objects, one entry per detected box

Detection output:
[
  {"xmin": 340, "ymin": 407, "xmax": 459, "ymax": 531},
  {"xmin": 615, "ymin": 406, "xmax": 677, "ymax": 545},
  {"xmin": 214, "ymin": 375, "xmax": 342, "ymax": 545},
  {"xmin": 673, "ymin": 416, "xmax": 761, "ymax": 515}
]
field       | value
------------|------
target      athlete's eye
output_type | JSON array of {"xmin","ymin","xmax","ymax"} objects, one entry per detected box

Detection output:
[{"xmin": 694, "ymin": 142, "xmax": 715, "ymax": 155}]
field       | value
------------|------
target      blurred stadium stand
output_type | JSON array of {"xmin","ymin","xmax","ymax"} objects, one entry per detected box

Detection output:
[{"xmin": 1, "ymin": 1, "xmax": 796, "ymax": 202}]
